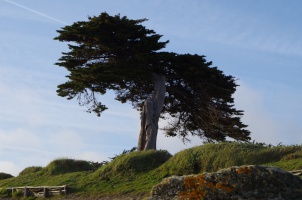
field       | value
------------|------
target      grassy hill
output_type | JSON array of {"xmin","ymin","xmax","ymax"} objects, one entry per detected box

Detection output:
[{"xmin": 1, "ymin": 142, "xmax": 302, "ymax": 199}]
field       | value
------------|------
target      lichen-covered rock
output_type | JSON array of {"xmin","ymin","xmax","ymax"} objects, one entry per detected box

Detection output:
[{"xmin": 149, "ymin": 165, "xmax": 302, "ymax": 200}]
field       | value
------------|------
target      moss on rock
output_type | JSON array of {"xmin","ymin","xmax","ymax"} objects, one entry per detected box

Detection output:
[{"xmin": 150, "ymin": 165, "xmax": 302, "ymax": 200}]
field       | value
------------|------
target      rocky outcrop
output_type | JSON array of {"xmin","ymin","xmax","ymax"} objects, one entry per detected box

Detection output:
[{"xmin": 149, "ymin": 165, "xmax": 302, "ymax": 200}]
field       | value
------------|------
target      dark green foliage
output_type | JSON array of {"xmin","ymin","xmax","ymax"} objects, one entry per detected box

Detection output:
[
  {"xmin": 89, "ymin": 161, "xmax": 107, "ymax": 170},
  {"xmin": 19, "ymin": 166, "xmax": 43, "ymax": 176},
  {"xmin": 0, "ymin": 188, "xmax": 10, "ymax": 198},
  {"xmin": 12, "ymin": 190, "xmax": 23, "ymax": 198},
  {"xmin": 281, "ymin": 150, "xmax": 302, "ymax": 160},
  {"xmin": 55, "ymin": 13, "xmax": 168, "ymax": 116},
  {"xmin": 109, "ymin": 147, "xmax": 137, "ymax": 161},
  {"xmin": 55, "ymin": 12, "xmax": 250, "ymax": 143},
  {"xmin": 45, "ymin": 158, "xmax": 96, "ymax": 175},
  {"xmin": 0, "ymin": 172, "xmax": 13, "ymax": 180},
  {"xmin": 161, "ymin": 54, "xmax": 250, "ymax": 142}
]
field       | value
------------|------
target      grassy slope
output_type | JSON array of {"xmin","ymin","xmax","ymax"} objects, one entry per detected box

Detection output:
[{"xmin": 1, "ymin": 142, "xmax": 302, "ymax": 199}]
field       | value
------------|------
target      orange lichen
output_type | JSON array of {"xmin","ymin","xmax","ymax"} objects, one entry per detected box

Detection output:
[
  {"xmin": 236, "ymin": 166, "xmax": 252, "ymax": 174},
  {"xmin": 178, "ymin": 174, "xmax": 235, "ymax": 199}
]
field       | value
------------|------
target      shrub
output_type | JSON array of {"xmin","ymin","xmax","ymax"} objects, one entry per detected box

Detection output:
[
  {"xmin": 109, "ymin": 147, "xmax": 137, "ymax": 161},
  {"xmin": 0, "ymin": 188, "xmax": 10, "ymax": 198},
  {"xmin": 281, "ymin": 150, "xmax": 302, "ymax": 161},
  {"xmin": 96, "ymin": 150, "xmax": 172, "ymax": 179},
  {"xmin": 0, "ymin": 172, "xmax": 13, "ymax": 180},
  {"xmin": 45, "ymin": 158, "xmax": 95, "ymax": 175},
  {"xmin": 12, "ymin": 190, "xmax": 23, "ymax": 198},
  {"xmin": 157, "ymin": 142, "xmax": 302, "ymax": 176},
  {"xmin": 19, "ymin": 166, "xmax": 43, "ymax": 176}
]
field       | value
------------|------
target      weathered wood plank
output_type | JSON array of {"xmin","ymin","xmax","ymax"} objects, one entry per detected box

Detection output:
[{"xmin": 2, "ymin": 185, "xmax": 69, "ymax": 198}]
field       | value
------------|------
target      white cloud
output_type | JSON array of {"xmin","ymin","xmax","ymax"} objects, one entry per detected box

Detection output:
[
  {"xmin": 0, "ymin": 129, "xmax": 41, "ymax": 149},
  {"xmin": 156, "ymin": 117, "xmax": 203, "ymax": 155},
  {"xmin": 235, "ymin": 81, "xmax": 302, "ymax": 145},
  {"xmin": 157, "ymin": 132, "xmax": 202, "ymax": 155},
  {"xmin": 0, "ymin": 86, "xmax": 48, "ymax": 127},
  {"xmin": 77, "ymin": 151, "xmax": 108, "ymax": 163},
  {"xmin": 234, "ymin": 81, "xmax": 282, "ymax": 145},
  {"xmin": 48, "ymin": 130, "xmax": 85, "ymax": 151},
  {"xmin": 0, "ymin": 161, "xmax": 19, "ymax": 176}
]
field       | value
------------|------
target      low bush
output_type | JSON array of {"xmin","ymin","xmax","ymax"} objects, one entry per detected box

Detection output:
[
  {"xmin": 96, "ymin": 150, "xmax": 172, "ymax": 179},
  {"xmin": 281, "ymin": 150, "xmax": 302, "ymax": 161},
  {"xmin": 0, "ymin": 188, "xmax": 10, "ymax": 198},
  {"xmin": 45, "ymin": 158, "xmax": 95, "ymax": 175},
  {"xmin": 157, "ymin": 142, "xmax": 302, "ymax": 176},
  {"xmin": 12, "ymin": 190, "xmax": 23, "ymax": 198},
  {"xmin": 0, "ymin": 172, "xmax": 13, "ymax": 180},
  {"xmin": 19, "ymin": 166, "xmax": 43, "ymax": 176}
]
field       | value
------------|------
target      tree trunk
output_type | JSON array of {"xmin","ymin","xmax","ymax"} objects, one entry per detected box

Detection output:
[{"xmin": 137, "ymin": 74, "xmax": 166, "ymax": 151}]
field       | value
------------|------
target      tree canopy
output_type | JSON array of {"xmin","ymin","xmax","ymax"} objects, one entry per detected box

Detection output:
[{"xmin": 55, "ymin": 12, "xmax": 250, "ymax": 144}]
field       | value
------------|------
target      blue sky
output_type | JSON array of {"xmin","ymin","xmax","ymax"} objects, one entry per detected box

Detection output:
[{"xmin": 0, "ymin": 0, "xmax": 301, "ymax": 176}]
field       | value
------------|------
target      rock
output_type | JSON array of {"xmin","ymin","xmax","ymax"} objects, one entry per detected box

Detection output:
[{"xmin": 149, "ymin": 165, "xmax": 302, "ymax": 200}]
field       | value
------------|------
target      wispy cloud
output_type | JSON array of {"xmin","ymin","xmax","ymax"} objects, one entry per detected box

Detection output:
[
  {"xmin": 160, "ymin": 2, "xmax": 302, "ymax": 57},
  {"xmin": 2, "ymin": 0, "xmax": 67, "ymax": 25}
]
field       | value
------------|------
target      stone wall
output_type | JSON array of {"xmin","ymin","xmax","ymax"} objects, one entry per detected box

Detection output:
[{"xmin": 149, "ymin": 165, "xmax": 302, "ymax": 200}]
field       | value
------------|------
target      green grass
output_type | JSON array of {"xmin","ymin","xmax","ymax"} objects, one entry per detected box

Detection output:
[
  {"xmin": 156, "ymin": 142, "xmax": 302, "ymax": 175},
  {"xmin": 95, "ymin": 150, "xmax": 171, "ymax": 178},
  {"xmin": 19, "ymin": 166, "xmax": 43, "ymax": 176},
  {"xmin": 1, "ymin": 142, "xmax": 302, "ymax": 199}
]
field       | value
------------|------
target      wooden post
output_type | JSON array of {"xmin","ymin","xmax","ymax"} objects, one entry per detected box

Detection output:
[
  {"xmin": 43, "ymin": 187, "xmax": 48, "ymax": 198},
  {"xmin": 64, "ymin": 185, "xmax": 68, "ymax": 196},
  {"xmin": 24, "ymin": 187, "xmax": 29, "ymax": 197}
]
